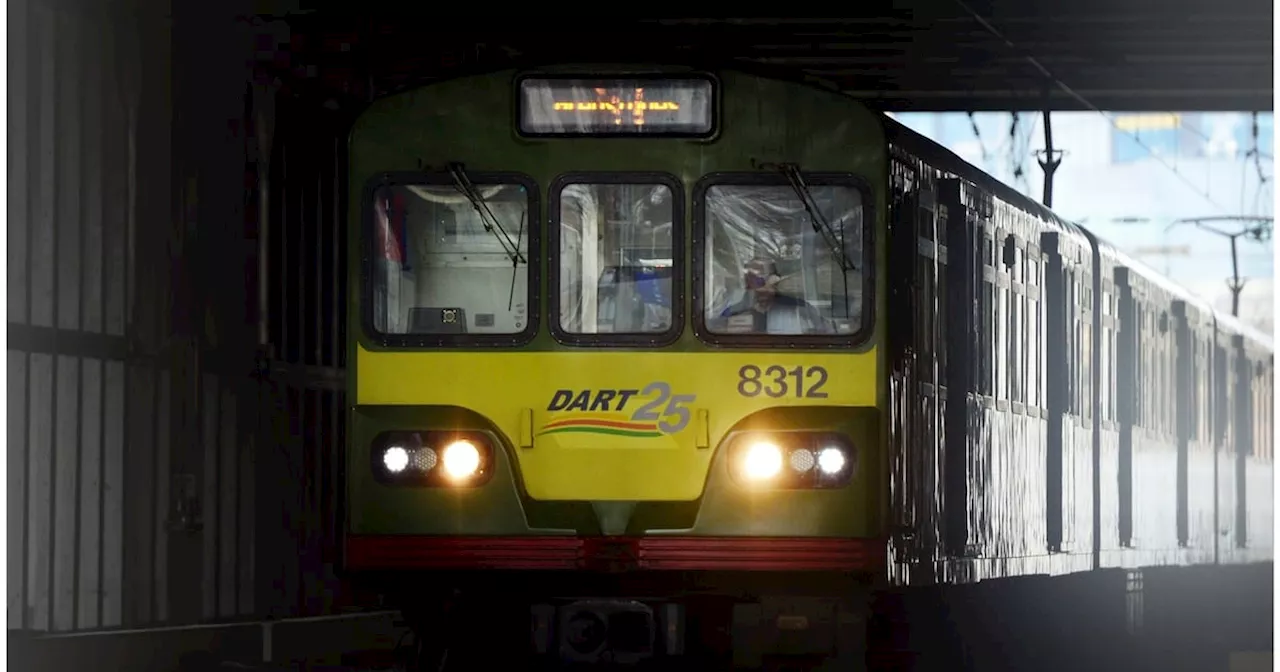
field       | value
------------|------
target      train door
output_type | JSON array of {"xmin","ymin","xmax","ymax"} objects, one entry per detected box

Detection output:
[{"xmin": 885, "ymin": 160, "xmax": 945, "ymax": 578}]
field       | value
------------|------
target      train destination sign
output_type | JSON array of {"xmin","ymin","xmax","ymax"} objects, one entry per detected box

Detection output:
[{"xmin": 517, "ymin": 76, "xmax": 715, "ymax": 136}]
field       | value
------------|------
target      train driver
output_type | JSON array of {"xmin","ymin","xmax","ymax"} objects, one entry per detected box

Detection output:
[{"xmin": 716, "ymin": 258, "xmax": 833, "ymax": 335}]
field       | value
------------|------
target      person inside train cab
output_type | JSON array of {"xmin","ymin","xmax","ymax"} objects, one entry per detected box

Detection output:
[{"xmin": 717, "ymin": 257, "xmax": 833, "ymax": 335}]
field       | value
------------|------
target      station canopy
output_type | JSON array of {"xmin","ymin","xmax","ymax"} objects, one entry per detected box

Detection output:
[{"xmin": 254, "ymin": 1, "xmax": 1273, "ymax": 112}]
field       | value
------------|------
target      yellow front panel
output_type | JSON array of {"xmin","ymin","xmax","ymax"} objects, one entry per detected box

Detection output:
[{"xmin": 356, "ymin": 346, "xmax": 879, "ymax": 500}]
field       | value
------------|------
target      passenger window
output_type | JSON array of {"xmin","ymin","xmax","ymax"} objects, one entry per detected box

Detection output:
[
  {"xmin": 701, "ymin": 182, "xmax": 866, "ymax": 338},
  {"xmin": 555, "ymin": 180, "xmax": 677, "ymax": 336},
  {"xmin": 368, "ymin": 180, "xmax": 533, "ymax": 337}
]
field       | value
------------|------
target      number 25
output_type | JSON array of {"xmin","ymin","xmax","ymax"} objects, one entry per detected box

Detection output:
[{"xmin": 632, "ymin": 381, "xmax": 696, "ymax": 433}]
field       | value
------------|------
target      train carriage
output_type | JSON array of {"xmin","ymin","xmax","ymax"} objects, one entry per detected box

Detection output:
[{"xmin": 340, "ymin": 64, "xmax": 1273, "ymax": 669}]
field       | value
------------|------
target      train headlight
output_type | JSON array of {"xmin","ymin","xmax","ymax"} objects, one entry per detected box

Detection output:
[
  {"xmin": 442, "ymin": 440, "xmax": 482, "ymax": 481},
  {"xmin": 817, "ymin": 446, "xmax": 846, "ymax": 475},
  {"xmin": 729, "ymin": 432, "xmax": 856, "ymax": 489},
  {"xmin": 382, "ymin": 446, "xmax": 410, "ymax": 473},
  {"xmin": 741, "ymin": 441, "xmax": 784, "ymax": 481},
  {"xmin": 370, "ymin": 431, "xmax": 494, "ymax": 487}
]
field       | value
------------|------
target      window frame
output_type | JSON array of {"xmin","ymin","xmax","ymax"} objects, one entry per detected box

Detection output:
[
  {"xmin": 691, "ymin": 171, "xmax": 876, "ymax": 349},
  {"xmin": 359, "ymin": 170, "xmax": 541, "ymax": 349},
  {"xmin": 548, "ymin": 171, "xmax": 687, "ymax": 348}
]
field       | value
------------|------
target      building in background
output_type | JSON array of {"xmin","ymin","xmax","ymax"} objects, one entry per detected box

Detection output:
[{"xmin": 893, "ymin": 110, "xmax": 1275, "ymax": 335}]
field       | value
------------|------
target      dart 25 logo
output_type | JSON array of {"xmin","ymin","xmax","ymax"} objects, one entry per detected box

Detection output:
[{"xmin": 538, "ymin": 382, "xmax": 697, "ymax": 438}]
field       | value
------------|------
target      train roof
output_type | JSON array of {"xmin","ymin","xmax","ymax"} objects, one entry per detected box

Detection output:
[
  {"xmin": 1094, "ymin": 236, "xmax": 1214, "ymax": 314},
  {"xmin": 881, "ymin": 117, "xmax": 1074, "ymax": 228}
]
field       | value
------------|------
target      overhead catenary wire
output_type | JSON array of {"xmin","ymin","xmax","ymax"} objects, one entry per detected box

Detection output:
[
  {"xmin": 954, "ymin": 0, "xmax": 1232, "ymax": 214},
  {"xmin": 1245, "ymin": 112, "xmax": 1272, "ymax": 220}
]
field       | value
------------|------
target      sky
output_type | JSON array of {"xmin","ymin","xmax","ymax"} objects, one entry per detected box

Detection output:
[{"xmin": 889, "ymin": 111, "xmax": 1275, "ymax": 335}]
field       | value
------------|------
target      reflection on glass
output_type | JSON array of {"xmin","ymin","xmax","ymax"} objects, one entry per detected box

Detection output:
[
  {"xmin": 369, "ymin": 182, "xmax": 530, "ymax": 336},
  {"xmin": 558, "ymin": 183, "xmax": 674, "ymax": 335},
  {"xmin": 703, "ymin": 184, "xmax": 864, "ymax": 336}
]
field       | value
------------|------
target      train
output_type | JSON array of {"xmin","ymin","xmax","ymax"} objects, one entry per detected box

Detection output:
[{"xmin": 339, "ymin": 65, "xmax": 1274, "ymax": 669}]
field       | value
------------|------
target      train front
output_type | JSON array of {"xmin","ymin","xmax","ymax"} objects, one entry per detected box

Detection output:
[{"xmin": 343, "ymin": 67, "xmax": 889, "ymax": 666}]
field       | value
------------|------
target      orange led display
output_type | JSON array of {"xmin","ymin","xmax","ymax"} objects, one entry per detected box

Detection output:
[
  {"xmin": 518, "ymin": 77, "xmax": 714, "ymax": 136},
  {"xmin": 551, "ymin": 91, "xmax": 682, "ymax": 126}
]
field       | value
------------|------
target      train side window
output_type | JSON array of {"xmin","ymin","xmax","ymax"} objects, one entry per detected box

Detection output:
[
  {"xmin": 916, "ymin": 251, "xmax": 936, "ymax": 385},
  {"xmin": 1146, "ymin": 303, "xmax": 1156, "ymax": 431},
  {"xmin": 1261, "ymin": 365, "xmax": 1270, "ymax": 459},
  {"xmin": 1189, "ymin": 333, "xmax": 1202, "ymax": 442},
  {"xmin": 1101, "ymin": 282, "xmax": 1115, "ymax": 423},
  {"xmin": 1086, "ymin": 281, "xmax": 1095, "ymax": 421},
  {"xmin": 1266, "ymin": 363, "xmax": 1274, "ymax": 460},
  {"xmin": 1084, "ymin": 277, "xmax": 1092, "ymax": 419},
  {"xmin": 995, "ymin": 234, "xmax": 1010, "ymax": 402},
  {"xmin": 1141, "ymin": 300, "xmax": 1152, "ymax": 427},
  {"xmin": 1163, "ymin": 308, "xmax": 1174, "ymax": 436},
  {"xmin": 980, "ymin": 249, "xmax": 995, "ymax": 397},
  {"xmin": 1025, "ymin": 255, "xmax": 1036, "ymax": 408},
  {"xmin": 1080, "ymin": 272, "xmax": 1091, "ymax": 420},
  {"xmin": 1009, "ymin": 239, "xmax": 1022, "ymax": 405},
  {"xmin": 1066, "ymin": 269, "xmax": 1076, "ymax": 415},
  {"xmin": 1214, "ymin": 343, "xmax": 1228, "ymax": 442},
  {"xmin": 935, "ymin": 229, "xmax": 948, "ymax": 383},
  {"xmin": 1261, "ymin": 367, "xmax": 1267, "ymax": 459},
  {"xmin": 1192, "ymin": 332, "xmax": 1203, "ymax": 440},
  {"xmin": 1099, "ymin": 287, "xmax": 1109, "ymax": 422},
  {"xmin": 996, "ymin": 257, "xmax": 1008, "ymax": 401},
  {"xmin": 1028, "ymin": 252, "xmax": 1041, "ymax": 409},
  {"xmin": 1200, "ymin": 337, "xmax": 1208, "ymax": 443},
  {"xmin": 1256, "ymin": 367, "xmax": 1264, "ymax": 458},
  {"xmin": 1162, "ymin": 310, "xmax": 1172, "ymax": 435},
  {"xmin": 1064, "ymin": 270, "xmax": 1075, "ymax": 417},
  {"xmin": 1199, "ymin": 335, "xmax": 1209, "ymax": 443},
  {"xmin": 1163, "ymin": 314, "xmax": 1175, "ymax": 436}
]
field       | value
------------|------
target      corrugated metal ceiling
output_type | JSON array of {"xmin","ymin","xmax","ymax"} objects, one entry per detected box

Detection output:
[{"xmin": 253, "ymin": 2, "xmax": 1273, "ymax": 112}]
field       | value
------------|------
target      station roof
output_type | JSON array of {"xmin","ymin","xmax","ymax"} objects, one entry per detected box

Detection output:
[{"xmin": 253, "ymin": 1, "xmax": 1274, "ymax": 112}]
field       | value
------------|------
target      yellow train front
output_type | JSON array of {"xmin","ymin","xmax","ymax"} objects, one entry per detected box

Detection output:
[{"xmin": 344, "ymin": 67, "xmax": 886, "ymax": 667}]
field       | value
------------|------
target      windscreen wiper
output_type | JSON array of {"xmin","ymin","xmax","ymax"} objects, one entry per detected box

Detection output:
[
  {"xmin": 447, "ymin": 162, "xmax": 527, "ymax": 265},
  {"xmin": 770, "ymin": 162, "xmax": 858, "ymax": 273}
]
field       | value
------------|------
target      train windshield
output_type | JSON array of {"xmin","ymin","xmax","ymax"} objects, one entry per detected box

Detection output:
[
  {"xmin": 367, "ymin": 181, "xmax": 531, "ymax": 336},
  {"xmin": 702, "ymin": 183, "xmax": 865, "ymax": 337},
  {"xmin": 557, "ymin": 182, "xmax": 676, "ymax": 335}
]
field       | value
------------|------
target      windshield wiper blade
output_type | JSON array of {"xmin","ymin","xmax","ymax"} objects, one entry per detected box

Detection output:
[
  {"xmin": 446, "ymin": 161, "xmax": 527, "ymax": 265},
  {"xmin": 772, "ymin": 163, "xmax": 857, "ymax": 273}
]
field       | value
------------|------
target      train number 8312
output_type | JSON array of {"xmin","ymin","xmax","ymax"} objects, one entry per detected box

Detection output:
[{"xmin": 736, "ymin": 364, "xmax": 829, "ymax": 399}]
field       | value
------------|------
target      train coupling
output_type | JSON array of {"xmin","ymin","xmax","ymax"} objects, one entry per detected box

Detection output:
[{"xmin": 531, "ymin": 599, "xmax": 684, "ymax": 666}]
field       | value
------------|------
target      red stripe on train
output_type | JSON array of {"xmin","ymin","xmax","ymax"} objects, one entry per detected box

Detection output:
[{"xmin": 345, "ymin": 535, "xmax": 886, "ymax": 572}]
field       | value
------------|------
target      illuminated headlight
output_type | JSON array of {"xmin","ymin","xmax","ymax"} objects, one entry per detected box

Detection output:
[
  {"xmin": 371, "ymin": 431, "xmax": 494, "ymax": 487},
  {"xmin": 729, "ymin": 432, "xmax": 856, "ymax": 489},
  {"xmin": 741, "ymin": 441, "xmax": 785, "ymax": 481},
  {"xmin": 382, "ymin": 446, "xmax": 410, "ymax": 473},
  {"xmin": 817, "ymin": 447, "xmax": 846, "ymax": 475},
  {"xmin": 442, "ymin": 440, "xmax": 482, "ymax": 481}
]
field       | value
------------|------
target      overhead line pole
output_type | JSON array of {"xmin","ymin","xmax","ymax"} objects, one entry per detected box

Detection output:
[{"xmin": 1165, "ymin": 216, "xmax": 1273, "ymax": 317}]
